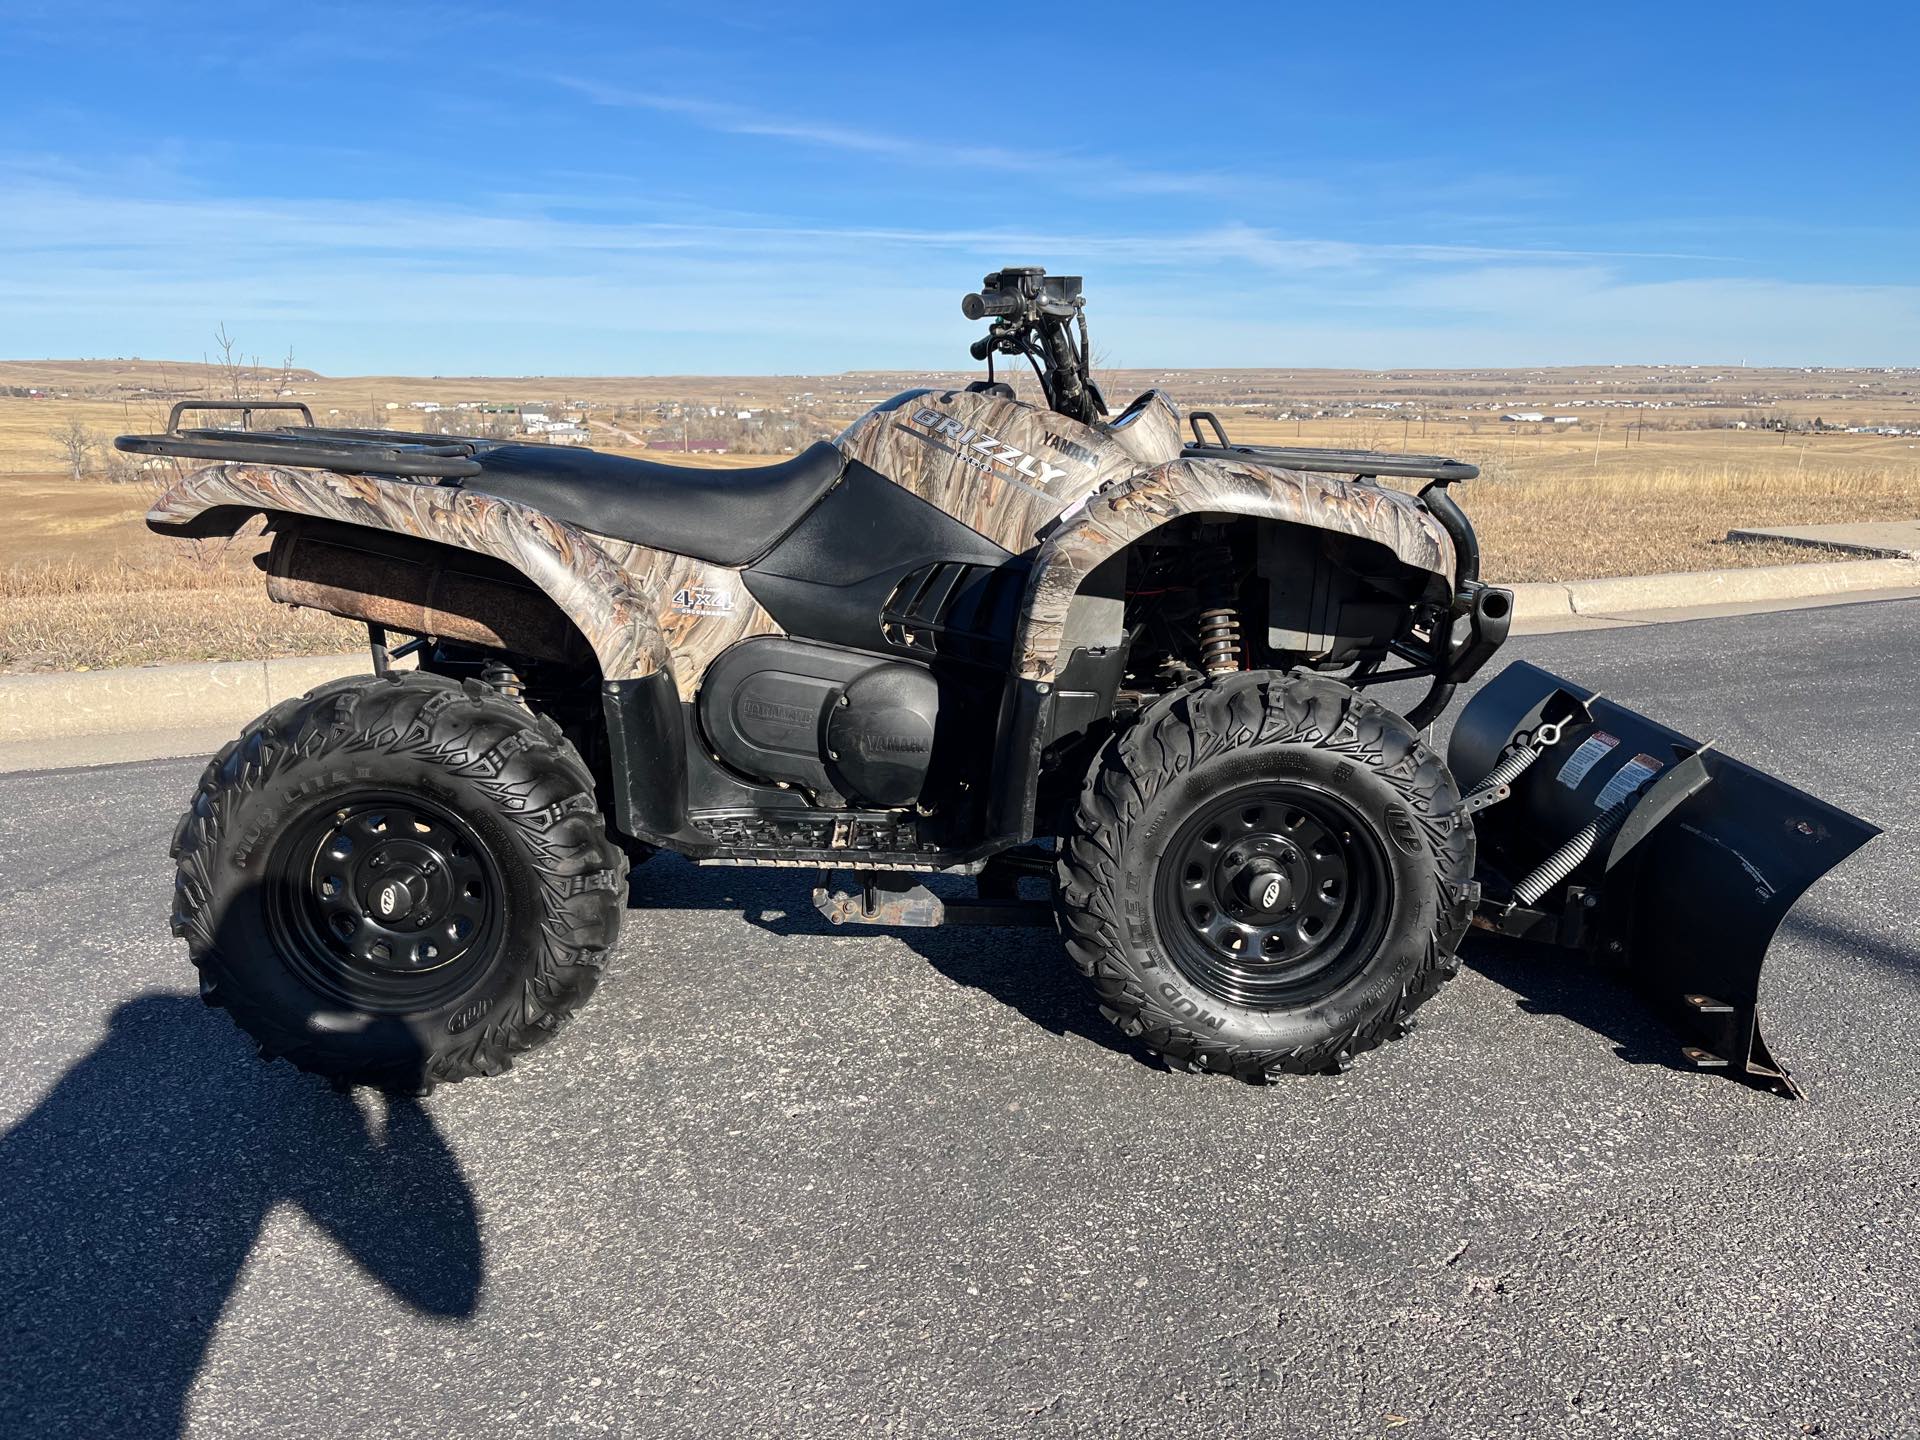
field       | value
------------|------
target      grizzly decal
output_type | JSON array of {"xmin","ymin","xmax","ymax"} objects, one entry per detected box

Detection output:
[{"xmin": 903, "ymin": 405, "xmax": 1071, "ymax": 488}]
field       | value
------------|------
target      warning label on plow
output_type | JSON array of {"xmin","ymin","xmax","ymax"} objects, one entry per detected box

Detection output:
[
  {"xmin": 1556, "ymin": 731, "xmax": 1619, "ymax": 788},
  {"xmin": 1597, "ymin": 753, "xmax": 1664, "ymax": 809}
]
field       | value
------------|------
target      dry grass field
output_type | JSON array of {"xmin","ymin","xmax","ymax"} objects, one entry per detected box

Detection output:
[
  {"xmin": 1218, "ymin": 415, "xmax": 1920, "ymax": 582},
  {"xmin": 2, "ymin": 357, "xmax": 1915, "ymax": 671},
  {"xmin": 1, "ymin": 546, "xmax": 358, "ymax": 673}
]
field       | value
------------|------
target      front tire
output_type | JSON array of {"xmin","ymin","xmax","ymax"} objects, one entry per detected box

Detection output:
[
  {"xmin": 1056, "ymin": 671, "xmax": 1474, "ymax": 1080},
  {"xmin": 170, "ymin": 671, "xmax": 626, "ymax": 1090}
]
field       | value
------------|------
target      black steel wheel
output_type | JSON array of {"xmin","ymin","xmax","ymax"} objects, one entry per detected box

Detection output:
[
  {"xmin": 266, "ymin": 792, "xmax": 507, "ymax": 1014},
  {"xmin": 170, "ymin": 671, "xmax": 626, "ymax": 1090},
  {"xmin": 1057, "ymin": 670, "xmax": 1475, "ymax": 1081},
  {"xmin": 1153, "ymin": 784, "xmax": 1390, "ymax": 1008}
]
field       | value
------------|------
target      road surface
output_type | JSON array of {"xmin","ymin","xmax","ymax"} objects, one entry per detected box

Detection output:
[{"xmin": 2, "ymin": 599, "xmax": 1916, "ymax": 1439}]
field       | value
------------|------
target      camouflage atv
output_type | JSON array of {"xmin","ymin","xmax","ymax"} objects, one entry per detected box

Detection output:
[{"xmin": 123, "ymin": 268, "xmax": 1875, "ymax": 1094}]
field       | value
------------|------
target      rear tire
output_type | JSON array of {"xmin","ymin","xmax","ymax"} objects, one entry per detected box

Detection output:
[
  {"xmin": 170, "ymin": 671, "xmax": 626, "ymax": 1090},
  {"xmin": 1056, "ymin": 670, "xmax": 1474, "ymax": 1080}
]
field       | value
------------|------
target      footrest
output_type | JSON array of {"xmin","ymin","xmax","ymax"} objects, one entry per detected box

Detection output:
[{"xmin": 812, "ymin": 875, "xmax": 1052, "ymax": 929}]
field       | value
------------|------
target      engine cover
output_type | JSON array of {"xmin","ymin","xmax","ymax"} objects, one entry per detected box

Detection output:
[
  {"xmin": 824, "ymin": 663, "xmax": 939, "ymax": 807},
  {"xmin": 698, "ymin": 638, "xmax": 940, "ymax": 808}
]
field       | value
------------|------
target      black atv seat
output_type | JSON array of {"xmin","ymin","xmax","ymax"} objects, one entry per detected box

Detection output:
[{"xmin": 463, "ymin": 440, "xmax": 847, "ymax": 567}]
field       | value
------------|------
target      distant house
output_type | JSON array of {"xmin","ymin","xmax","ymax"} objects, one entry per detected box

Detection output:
[
  {"xmin": 521, "ymin": 414, "xmax": 591, "ymax": 444},
  {"xmin": 1501, "ymin": 412, "xmax": 1546, "ymax": 423},
  {"xmin": 1550, "ymin": 415, "xmax": 1579, "ymax": 425}
]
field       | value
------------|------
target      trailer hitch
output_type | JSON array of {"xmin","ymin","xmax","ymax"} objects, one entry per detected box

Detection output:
[{"xmin": 1451, "ymin": 661, "xmax": 1880, "ymax": 1098}]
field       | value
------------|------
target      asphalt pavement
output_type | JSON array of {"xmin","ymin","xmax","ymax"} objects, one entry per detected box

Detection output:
[{"xmin": 2, "ymin": 598, "xmax": 1917, "ymax": 1439}]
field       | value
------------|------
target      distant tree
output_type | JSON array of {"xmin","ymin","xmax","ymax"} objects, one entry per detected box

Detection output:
[
  {"xmin": 51, "ymin": 418, "xmax": 95, "ymax": 479},
  {"xmin": 211, "ymin": 323, "xmax": 246, "ymax": 399}
]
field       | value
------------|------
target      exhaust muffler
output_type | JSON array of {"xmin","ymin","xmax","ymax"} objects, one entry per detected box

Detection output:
[{"xmin": 1450, "ymin": 661, "xmax": 1880, "ymax": 1097}]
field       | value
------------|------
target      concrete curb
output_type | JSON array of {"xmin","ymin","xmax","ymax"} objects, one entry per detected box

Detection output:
[
  {"xmin": 1, "ymin": 555, "xmax": 1916, "ymax": 760},
  {"xmin": 1509, "ymin": 556, "xmax": 1920, "ymax": 622},
  {"xmin": 0, "ymin": 653, "xmax": 379, "ymax": 746},
  {"xmin": 1509, "ymin": 583, "xmax": 1575, "ymax": 621}
]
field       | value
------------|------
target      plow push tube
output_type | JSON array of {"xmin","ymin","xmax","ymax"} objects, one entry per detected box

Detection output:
[{"xmin": 1449, "ymin": 661, "xmax": 1880, "ymax": 1097}]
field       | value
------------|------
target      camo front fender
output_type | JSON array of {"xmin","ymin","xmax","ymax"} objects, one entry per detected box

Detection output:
[
  {"xmin": 148, "ymin": 463, "xmax": 673, "ymax": 683},
  {"xmin": 1013, "ymin": 456, "xmax": 1457, "ymax": 683}
]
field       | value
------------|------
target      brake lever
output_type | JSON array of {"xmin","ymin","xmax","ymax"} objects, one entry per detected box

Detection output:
[{"xmin": 969, "ymin": 319, "xmax": 1028, "ymax": 362}]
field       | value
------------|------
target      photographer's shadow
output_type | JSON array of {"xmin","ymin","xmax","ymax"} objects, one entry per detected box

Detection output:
[
  {"xmin": 629, "ymin": 856, "xmax": 1164, "ymax": 1069},
  {"xmin": 0, "ymin": 993, "xmax": 481, "ymax": 1439}
]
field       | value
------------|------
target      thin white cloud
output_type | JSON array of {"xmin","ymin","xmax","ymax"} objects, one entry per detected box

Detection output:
[
  {"xmin": 549, "ymin": 75, "xmax": 1250, "ymax": 199},
  {"xmin": 0, "ymin": 177, "xmax": 1723, "ymax": 275},
  {"xmin": 1, "ymin": 176, "xmax": 1913, "ymax": 371}
]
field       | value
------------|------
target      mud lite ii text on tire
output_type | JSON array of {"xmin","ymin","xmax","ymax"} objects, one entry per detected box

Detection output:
[{"xmin": 123, "ymin": 269, "xmax": 1878, "ymax": 1094}]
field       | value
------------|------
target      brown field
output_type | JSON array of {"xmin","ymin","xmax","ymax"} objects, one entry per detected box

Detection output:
[
  {"xmin": 1224, "ymin": 416, "xmax": 1920, "ymax": 582},
  {"xmin": 2, "ymin": 357, "xmax": 1916, "ymax": 672}
]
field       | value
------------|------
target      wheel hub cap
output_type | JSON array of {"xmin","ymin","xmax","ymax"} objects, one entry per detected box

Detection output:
[
  {"xmin": 1236, "ymin": 861, "xmax": 1293, "ymax": 917},
  {"xmin": 371, "ymin": 874, "xmax": 415, "ymax": 922}
]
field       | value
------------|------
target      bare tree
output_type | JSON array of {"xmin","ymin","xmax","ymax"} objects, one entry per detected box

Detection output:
[
  {"xmin": 210, "ymin": 323, "xmax": 246, "ymax": 399},
  {"xmin": 51, "ymin": 418, "xmax": 96, "ymax": 479}
]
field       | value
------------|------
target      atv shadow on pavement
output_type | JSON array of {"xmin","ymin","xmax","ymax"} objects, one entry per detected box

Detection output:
[
  {"xmin": 0, "ymin": 992, "xmax": 481, "ymax": 1439},
  {"xmin": 627, "ymin": 857, "xmax": 1167, "ymax": 1072},
  {"xmin": 1459, "ymin": 935, "xmax": 1694, "ymax": 1076}
]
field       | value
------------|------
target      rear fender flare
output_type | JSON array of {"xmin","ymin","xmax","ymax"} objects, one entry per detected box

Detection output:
[
  {"xmin": 148, "ymin": 463, "xmax": 670, "ymax": 682},
  {"xmin": 1013, "ymin": 456, "xmax": 1457, "ymax": 682}
]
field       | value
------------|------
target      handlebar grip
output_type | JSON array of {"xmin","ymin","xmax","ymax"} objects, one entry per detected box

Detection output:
[
  {"xmin": 968, "ymin": 336, "xmax": 997, "ymax": 361},
  {"xmin": 962, "ymin": 291, "xmax": 1020, "ymax": 320}
]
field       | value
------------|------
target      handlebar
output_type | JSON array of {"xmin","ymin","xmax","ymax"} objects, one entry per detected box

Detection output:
[
  {"xmin": 962, "ymin": 290, "xmax": 1020, "ymax": 321},
  {"xmin": 959, "ymin": 266, "xmax": 1103, "ymax": 425}
]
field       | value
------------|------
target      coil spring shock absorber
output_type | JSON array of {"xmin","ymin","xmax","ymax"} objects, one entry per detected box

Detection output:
[
  {"xmin": 480, "ymin": 658, "xmax": 525, "ymax": 701},
  {"xmin": 1195, "ymin": 538, "xmax": 1241, "ymax": 676}
]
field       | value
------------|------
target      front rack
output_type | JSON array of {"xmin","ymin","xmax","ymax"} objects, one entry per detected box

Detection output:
[
  {"xmin": 1182, "ymin": 411, "xmax": 1478, "ymax": 483},
  {"xmin": 115, "ymin": 400, "xmax": 488, "ymax": 479}
]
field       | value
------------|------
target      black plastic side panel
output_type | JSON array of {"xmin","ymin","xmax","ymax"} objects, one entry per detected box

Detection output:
[
  {"xmin": 1045, "ymin": 646, "xmax": 1128, "ymax": 746},
  {"xmin": 602, "ymin": 673, "xmax": 695, "ymax": 847},
  {"xmin": 985, "ymin": 677, "xmax": 1053, "ymax": 845},
  {"xmin": 744, "ymin": 460, "xmax": 1013, "ymax": 658}
]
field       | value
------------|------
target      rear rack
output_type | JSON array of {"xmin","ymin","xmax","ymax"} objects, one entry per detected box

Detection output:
[
  {"xmin": 115, "ymin": 400, "xmax": 487, "ymax": 479},
  {"xmin": 1182, "ymin": 411, "xmax": 1478, "ymax": 483}
]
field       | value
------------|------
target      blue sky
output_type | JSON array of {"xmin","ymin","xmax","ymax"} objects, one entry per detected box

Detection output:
[{"xmin": 2, "ymin": 1, "xmax": 1916, "ymax": 374}]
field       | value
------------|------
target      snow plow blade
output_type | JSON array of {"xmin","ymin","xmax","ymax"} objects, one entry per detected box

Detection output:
[{"xmin": 1449, "ymin": 661, "xmax": 1880, "ymax": 1098}]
